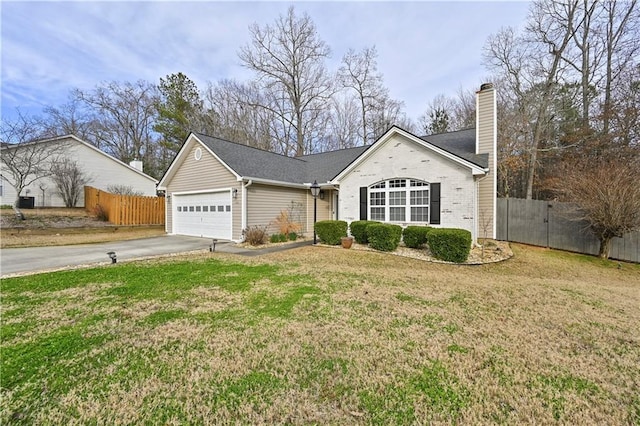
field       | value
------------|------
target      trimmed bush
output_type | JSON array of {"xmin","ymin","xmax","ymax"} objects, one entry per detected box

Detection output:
[
  {"xmin": 349, "ymin": 220, "xmax": 379, "ymax": 244},
  {"xmin": 427, "ymin": 228, "xmax": 472, "ymax": 263},
  {"xmin": 243, "ymin": 225, "xmax": 268, "ymax": 246},
  {"xmin": 314, "ymin": 220, "xmax": 348, "ymax": 245},
  {"xmin": 367, "ymin": 223, "xmax": 402, "ymax": 252},
  {"xmin": 402, "ymin": 226, "xmax": 431, "ymax": 248},
  {"xmin": 288, "ymin": 232, "xmax": 298, "ymax": 241}
]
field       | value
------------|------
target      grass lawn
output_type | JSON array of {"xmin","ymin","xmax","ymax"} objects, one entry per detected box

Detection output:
[{"xmin": 1, "ymin": 244, "xmax": 639, "ymax": 424}]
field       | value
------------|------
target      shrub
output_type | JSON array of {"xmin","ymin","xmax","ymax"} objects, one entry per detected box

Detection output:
[
  {"xmin": 349, "ymin": 220, "xmax": 379, "ymax": 244},
  {"xmin": 427, "ymin": 228, "xmax": 472, "ymax": 263},
  {"xmin": 270, "ymin": 234, "xmax": 281, "ymax": 243},
  {"xmin": 243, "ymin": 225, "xmax": 268, "ymax": 246},
  {"xmin": 403, "ymin": 226, "xmax": 431, "ymax": 248},
  {"xmin": 367, "ymin": 223, "xmax": 402, "ymax": 252},
  {"xmin": 314, "ymin": 220, "xmax": 347, "ymax": 245},
  {"xmin": 273, "ymin": 203, "xmax": 302, "ymax": 236},
  {"xmin": 93, "ymin": 204, "xmax": 108, "ymax": 221},
  {"xmin": 288, "ymin": 232, "xmax": 298, "ymax": 241}
]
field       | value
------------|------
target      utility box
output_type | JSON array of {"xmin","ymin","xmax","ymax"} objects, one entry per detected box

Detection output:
[{"xmin": 18, "ymin": 196, "xmax": 35, "ymax": 209}]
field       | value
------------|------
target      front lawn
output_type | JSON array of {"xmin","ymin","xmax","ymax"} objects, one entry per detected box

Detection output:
[{"xmin": 1, "ymin": 245, "xmax": 639, "ymax": 424}]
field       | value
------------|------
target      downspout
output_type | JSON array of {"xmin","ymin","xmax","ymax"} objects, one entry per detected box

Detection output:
[
  {"xmin": 241, "ymin": 180, "xmax": 253, "ymax": 239},
  {"xmin": 475, "ymin": 171, "xmax": 490, "ymax": 245}
]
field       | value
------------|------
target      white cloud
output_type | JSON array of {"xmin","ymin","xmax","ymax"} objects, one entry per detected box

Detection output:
[{"xmin": 1, "ymin": 1, "xmax": 530, "ymax": 122}]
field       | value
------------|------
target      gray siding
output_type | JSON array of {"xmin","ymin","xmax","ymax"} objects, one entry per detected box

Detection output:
[
  {"xmin": 166, "ymin": 142, "xmax": 242, "ymax": 240},
  {"xmin": 246, "ymin": 184, "xmax": 308, "ymax": 235}
]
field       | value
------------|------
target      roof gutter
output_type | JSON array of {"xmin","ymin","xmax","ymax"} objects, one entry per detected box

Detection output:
[{"xmin": 237, "ymin": 176, "xmax": 309, "ymax": 189}]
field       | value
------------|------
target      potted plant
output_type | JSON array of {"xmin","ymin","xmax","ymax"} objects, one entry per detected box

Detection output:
[{"xmin": 341, "ymin": 236, "xmax": 354, "ymax": 249}]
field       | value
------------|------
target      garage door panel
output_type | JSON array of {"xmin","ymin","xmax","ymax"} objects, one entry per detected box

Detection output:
[{"xmin": 173, "ymin": 192, "xmax": 232, "ymax": 239}]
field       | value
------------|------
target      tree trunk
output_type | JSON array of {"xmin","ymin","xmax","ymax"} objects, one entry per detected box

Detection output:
[{"xmin": 598, "ymin": 236, "xmax": 613, "ymax": 259}]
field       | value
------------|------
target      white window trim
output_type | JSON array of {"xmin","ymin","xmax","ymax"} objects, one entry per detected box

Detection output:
[{"xmin": 369, "ymin": 178, "xmax": 430, "ymax": 223}]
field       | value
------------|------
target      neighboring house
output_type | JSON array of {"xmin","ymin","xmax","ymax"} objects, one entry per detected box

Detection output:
[
  {"xmin": 0, "ymin": 135, "xmax": 158, "ymax": 207},
  {"xmin": 157, "ymin": 83, "xmax": 496, "ymax": 242}
]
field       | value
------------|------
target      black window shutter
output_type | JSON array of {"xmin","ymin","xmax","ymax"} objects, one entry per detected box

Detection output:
[
  {"xmin": 430, "ymin": 183, "xmax": 441, "ymax": 224},
  {"xmin": 359, "ymin": 187, "xmax": 368, "ymax": 220}
]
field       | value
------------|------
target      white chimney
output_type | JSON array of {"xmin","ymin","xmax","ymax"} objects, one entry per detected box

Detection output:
[{"xmin": 129, "ymin": 159, "xmax": 143, "ymax": 172}]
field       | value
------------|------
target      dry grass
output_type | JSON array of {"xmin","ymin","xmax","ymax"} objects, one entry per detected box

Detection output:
[{"xmin": 1, "ymin": 244, "xmax": 639, "ymax": 424}]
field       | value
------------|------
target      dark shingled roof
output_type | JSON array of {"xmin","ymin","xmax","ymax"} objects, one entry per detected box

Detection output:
[
  {"xmin": 193, "ymin": 127, "xmax": 485, "ymax": 185},
  {"xmin": 419, "ymin": 128, "xmax": 488, "ymax": 169},
  {"xmin": 194, "ymin": 133, "xmax": 367, "ymax": 183}
]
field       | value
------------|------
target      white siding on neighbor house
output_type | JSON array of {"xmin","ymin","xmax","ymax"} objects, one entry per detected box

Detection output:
[
  {"xmin": 0, "ymin": 138, "xmax": 157, "ymax": 208},
  {"xmin": 338, "ymin": 132, "xmax": 477, "ymax": 239},
  {"xmin": 165, "ymin": 142, "xmax": 242, "ymax": 240},
  {"xmin": 246, "ymin": 184, "xmax": 308, "ymax": 235},
  {"xmin": 0, "ymin": 172, "xmax": 18, "ymax": 207}
]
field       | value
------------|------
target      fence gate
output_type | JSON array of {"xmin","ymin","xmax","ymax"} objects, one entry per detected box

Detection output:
[{"xmin": 497, "ymin": 198, "xmax": 639, "ymax": 263}]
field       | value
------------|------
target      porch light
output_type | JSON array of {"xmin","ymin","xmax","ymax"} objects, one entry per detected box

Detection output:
[
  {"xmin": 232, "ymin": 188, "xmax": 238, "ymax": 198},
  {"xmin": 310, "ymin": 180, "xmax": 320, "ymax": 245}
]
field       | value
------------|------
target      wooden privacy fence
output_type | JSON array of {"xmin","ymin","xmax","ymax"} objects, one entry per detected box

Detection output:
[
  {"xmin": 497, "ymin": 198, "xmax": 639, "ymax": 263},
  {"xmin": 84, "ymin": 186, "xmax": 165, "ymax": 226}
]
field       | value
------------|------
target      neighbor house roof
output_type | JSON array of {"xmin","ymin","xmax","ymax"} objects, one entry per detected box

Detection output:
[
  {"xmin": 1, "ymin": 134, "xmax": 158, "ymax": 183},
  {"xmin": 180, "ymin": 127, "xmax": 485, "ymax": 187}
]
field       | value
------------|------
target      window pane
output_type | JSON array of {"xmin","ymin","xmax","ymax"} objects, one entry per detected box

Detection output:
[
  {"xmin": 370, "ymin": 207, "xmax": 385, "ymax": 221},
  {"xmin": 410, "ymin": 190, "xmax": 429, "ymax": 205},
  {"xmin": 196, "ymin": 206, "xmax": 201, "ymax": 212},
  {"xmin": 410, "ymin": 180, "xmax": 427, "ymax": 187},
  {"xmin": 177, "ymin": 206, "xmax": 181, "ymax": 212},
  {"xmin": 189, "ymin": 206, "xmax": 194, "ymax": 212},
  {"xmin": 371, "ymin": 182, "xmax": 386, "ymax": 189},
  {"xmin": 389, "ymin": 191, "xmax": 406, "ymax": 206},
  {"xmin": 390, "ymin": 207, "xmax": 405, "ymax": 221},
  {"xmin": 370, "ymin": 192, "xmax": 385, "ymax": 206},
  {"xmin": 218, "ymin": 205, "xmax": 224, "ymax": 212},
  {"xmin": 411, "ymin": 207, "xmax": 429, "ymax": 222},
  {"xmin": 389, "ymin": 179, "xmax": 406, "ymax": 188},
  {"xmin": 226, "ymin": 205, "xmax": 231, "ymax": 212},
  {"xmin": 203, "ymin": 206, "xmax": 208, "ymax": 212}
]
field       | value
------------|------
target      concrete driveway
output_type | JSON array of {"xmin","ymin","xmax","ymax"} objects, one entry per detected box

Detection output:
[{"xmin": 0, "ymin": 235, "xmax": 216, "ymax": 277}]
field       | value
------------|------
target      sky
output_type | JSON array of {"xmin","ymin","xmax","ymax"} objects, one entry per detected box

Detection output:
[{"xmin": 1, "ymin": 1, "xmax": 531, "ymax": 124}]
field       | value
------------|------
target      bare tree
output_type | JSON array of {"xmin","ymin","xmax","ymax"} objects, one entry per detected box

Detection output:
[
  {"xmin": 600, "ymin": 0, "xmax": 639, "ymax": 134},
  {"xmin": 74, "ymin": 80, "xmax": 161, "ymax": 177},
  {"xmin": 106, "ymin": 184, "xmax": 143, "ymax": 196},
  {"xmin": 204, "ymin": 79, "xmax": 276, "ymax": 152},
  {"xmin": 326, "ymin": 94, "xmax": 361, "ymax": 150},
  {"xmin": 0, "ymin": 112, "xmax": 60, "ymax": 210},
  {"xmin": 238, "ymin": 6, "xmax": 333, "ymax": 156},
  {"xmin": 338, "ymin": 46, "xmax": 388, "ymax": 145},
  {"xmin": 552, "ymin": 154, "xmax": 640, "ymax": 259},
  {"xmin": 418, "ymin": 89, "xmax": 476, "ymax": 135},
  {"xmin": 41, "ymin": 96, "xmax": 95, "ymax": 141},
  {"xmin": 50, "ymin": 159, "xmax": 92, "ymax": 207},
  {"xmin": 485, "ymin": 1, "xmax": 579, "ymax": 199}
]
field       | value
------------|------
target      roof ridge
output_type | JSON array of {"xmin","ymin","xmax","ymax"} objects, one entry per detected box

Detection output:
[
  {"xmin": 194, "ymin": 132, "xmax": 308, "ymax": 163},
  {"xmin": 300, "ymin": 144, "xmax": 370, "ymax": 158},
  {"xmin": 421, "ymin": 127, "xmax": 475, "ymax": 138}
]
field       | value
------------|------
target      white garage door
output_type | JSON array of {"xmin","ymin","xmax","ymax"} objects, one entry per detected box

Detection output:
[{"xmin": 173, "ymin": 191, "xmax": 232, "ymax": 239}]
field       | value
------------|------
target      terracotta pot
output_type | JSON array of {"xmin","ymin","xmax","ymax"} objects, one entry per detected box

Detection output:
[{"xmin": 341, "ymin": 236, "xmax": 354, "ymax": 249}]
